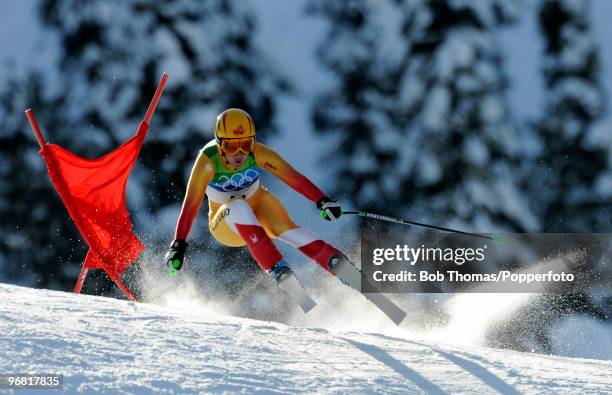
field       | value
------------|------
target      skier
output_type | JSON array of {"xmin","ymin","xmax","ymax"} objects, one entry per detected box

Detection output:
[
  {"xmin": 163, "ymin": 108, "xmax": 406, "ymax": 323},
  {"xmin": 164, "ymin": 109, "xmax": 345, "ymax": 285}
]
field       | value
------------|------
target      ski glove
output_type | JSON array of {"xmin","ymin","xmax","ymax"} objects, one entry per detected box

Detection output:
[
  {"xmin": 317, "ymin": 197, "xmax": 342, "ymax": 221},
  {"xmin": 164, "ymin": 239, "xmax": 188, "ymax": 271}
]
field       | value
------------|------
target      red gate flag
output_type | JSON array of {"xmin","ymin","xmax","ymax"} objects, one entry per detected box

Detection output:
[
  {"xmin": 39, "ymin": 124, "xmax": 148, "ymax": 279},
  {"xmin": 26, "ymin": 73, "xmax": 168, "ymax": 300}
]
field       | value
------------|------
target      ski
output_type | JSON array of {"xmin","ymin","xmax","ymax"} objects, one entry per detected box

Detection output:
[
  {"xmin": 329, "ymin": 256, "xmax": 407, "ymax": 325},
  {"xmin": 362, "ymin": 293, "xmax": 407, "ymax": 326},
  {"xmin": 276, "ymin": 268, "xmax": 317, "ymax": 313}
]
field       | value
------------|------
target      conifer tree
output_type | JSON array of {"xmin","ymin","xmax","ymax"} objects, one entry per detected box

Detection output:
[{"xmin": 537, "ymin": 0, "xmax": 610, "ymax": 231}]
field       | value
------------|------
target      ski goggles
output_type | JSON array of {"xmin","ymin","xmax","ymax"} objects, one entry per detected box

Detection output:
[{"xmin": 220, "ymin": 137, "xmax": 255, "ymax": 156}]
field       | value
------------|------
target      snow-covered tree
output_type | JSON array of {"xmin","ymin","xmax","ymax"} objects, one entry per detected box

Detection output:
[
  {"xmin": 311, "ymin": 0, "xmax": 538, "ymax": 232},
  {"xmin": 308, "ymin": 0, "xmax": 400, "ymax": 212},
  {"xmin": 536, "ymin": 0, "xmax": 611, "ymax": 231},
  {"xmin": 393, "ymin": 0, "xmax": 538, "ymax": 232}
]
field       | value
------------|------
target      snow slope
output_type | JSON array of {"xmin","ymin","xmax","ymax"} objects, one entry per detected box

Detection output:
[{"xmin": 0, "ymin": 284, "xmax": 610, "ymax": 394}]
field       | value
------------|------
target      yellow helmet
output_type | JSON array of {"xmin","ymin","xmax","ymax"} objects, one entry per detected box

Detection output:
[
  {"xmin": 214, "ymin": 108, "xmax": 255, "ymax": 142},
  {"xmin": 214, "ymin": 108, "xmax": 256, "ymax": 156}
]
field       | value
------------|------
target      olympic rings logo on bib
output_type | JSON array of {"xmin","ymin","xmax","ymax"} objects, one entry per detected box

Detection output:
[{"xmin": 214, "ymin": 168, "xmax": 261, "ymax": 192}]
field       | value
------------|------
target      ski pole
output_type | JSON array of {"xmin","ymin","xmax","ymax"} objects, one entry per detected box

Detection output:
[{"xmin": 343, "ymin": 211, "xmax": 504, "ymax": 244}]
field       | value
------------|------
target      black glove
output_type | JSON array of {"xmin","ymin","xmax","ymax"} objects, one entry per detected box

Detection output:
[
  {"xmin": 317, "ymin": 197, "xmax": 342, "ymax": 221},
  {"xmin": 164, "ymin": 239, "xmax": 188, "ymax": 271}
]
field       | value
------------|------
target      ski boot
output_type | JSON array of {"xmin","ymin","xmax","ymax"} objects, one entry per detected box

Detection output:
[{"xmin": 268, "ymin": 260, "xmax": 292, "ymax": 283}]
